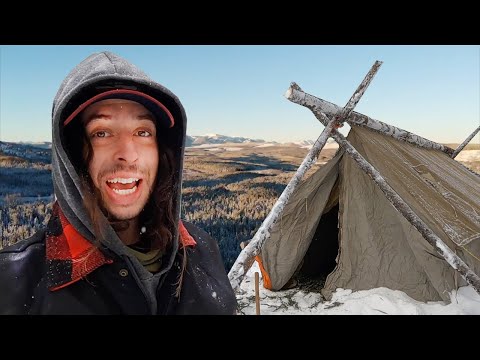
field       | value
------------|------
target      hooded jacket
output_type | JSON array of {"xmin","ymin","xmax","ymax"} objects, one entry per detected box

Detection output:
[{"xmin": 0, "ymin": 51, "xmax": 237, "ymax": 315}]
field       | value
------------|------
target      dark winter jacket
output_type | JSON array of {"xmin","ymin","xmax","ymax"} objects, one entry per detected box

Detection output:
[
  {"xmin": 0, "ymin": 204, "xmax": 236, "ymax": 314},
  {"xmin": 0, "ymin": 51, "xmax": 237, "ymax": 314}
]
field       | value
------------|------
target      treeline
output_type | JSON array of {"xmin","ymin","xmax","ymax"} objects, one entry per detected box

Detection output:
[{"xmin": 0, "ymin": 168, "xmax": 53, "ymax": 198}]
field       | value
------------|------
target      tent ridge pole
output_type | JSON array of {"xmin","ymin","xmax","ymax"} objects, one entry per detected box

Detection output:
[{"xmin": 286, "ymin": 84, "xmax": 455, "ymax": 156}]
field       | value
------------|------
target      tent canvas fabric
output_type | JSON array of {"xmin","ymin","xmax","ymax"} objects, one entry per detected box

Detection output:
[{"xmin": 258, "ymin": 126, "xmax": 480, "ymax": 302}]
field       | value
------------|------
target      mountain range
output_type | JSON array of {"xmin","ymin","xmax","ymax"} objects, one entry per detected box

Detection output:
[
  {"xmin": 0, "ymin": 141, "xmax": 52, "ymax": 164},
  {"xmin": 186, "ymin": 134, "xmax": 266, "ymax": 146},
  {"xmin": 1, "ymin": 134, "xmax": 326, "ymax": 153}
]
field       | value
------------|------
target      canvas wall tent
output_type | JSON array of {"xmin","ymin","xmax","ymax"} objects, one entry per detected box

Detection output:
[
  {"xmin": 257, "ymin": 125, "xmax": 480, "ymax": 302},
  {"xmin": 228, "ymin": 61, "xmax": 480, "ymax": 302}
]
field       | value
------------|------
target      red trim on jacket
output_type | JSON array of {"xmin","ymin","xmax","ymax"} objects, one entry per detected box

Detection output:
[{"xmin": 46, "ymin": 203, "xmax": 196, "ymax": 291}]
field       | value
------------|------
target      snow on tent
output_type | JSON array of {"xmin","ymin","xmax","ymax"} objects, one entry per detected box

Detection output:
[{"xmin": 228, "ymin": 61, "xmax": 480, "ymax": 303}]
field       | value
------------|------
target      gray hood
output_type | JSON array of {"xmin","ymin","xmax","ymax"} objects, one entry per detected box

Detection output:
[{"xmin": 51, "ymin": 51, "xmax": 187, "ymax": 272}]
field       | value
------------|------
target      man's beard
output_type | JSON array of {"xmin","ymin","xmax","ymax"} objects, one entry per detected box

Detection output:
[{"xmin": 93, "ymin": 163, "xmax": 155, "ymax": 222}]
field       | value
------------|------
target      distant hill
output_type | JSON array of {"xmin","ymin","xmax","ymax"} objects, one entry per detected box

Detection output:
[
  {"xmin": 187, "ymin": 134, "xmax": 268, "ymax": 146},
  {"xmin": 17, "ymin": 141, "xmax": 52, "ymax": 149},
  {"xmin": 444, "ymin": 143, "xmax": 479, "ymax": 151},
  {"xmin": 0, "ymin": 141, "xmax": 51, "ymax": 164},
  {"xmin": 0, "ymin": 141, "xmax": 53, "ymax": 200}
]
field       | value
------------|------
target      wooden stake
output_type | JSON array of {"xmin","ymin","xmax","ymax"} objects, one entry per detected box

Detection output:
[
  {"xmin": 255, "ymin": 272, "xmax": 260, "ymax": 315},
  {"xmin": 452, "ymin": 125, "xmax": 480, "ymax": 159}
]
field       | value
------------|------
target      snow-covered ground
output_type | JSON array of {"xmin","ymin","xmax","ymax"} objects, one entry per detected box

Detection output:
[{"xmin": 236, "ymin": 262, "xmax": 480, "ymax": 315}]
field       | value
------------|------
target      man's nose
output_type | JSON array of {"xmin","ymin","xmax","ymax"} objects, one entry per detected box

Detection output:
[{"xmin": 114, "ymin": 135, "xmax": 139, "ymax": 163}]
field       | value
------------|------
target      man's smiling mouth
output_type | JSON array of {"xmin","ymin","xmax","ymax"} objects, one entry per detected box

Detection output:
[{"xmin": 106, "ymin": 177, "xmax": 142, "ymax": 195}]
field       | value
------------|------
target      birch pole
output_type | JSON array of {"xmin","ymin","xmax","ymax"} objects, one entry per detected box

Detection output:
[
  {"xmin": 452, "ymin": 125, "xmax": 480, "ymax": 159},
  {"xmin": 228, "ymin": 61, "xmax": 383, "ymax": 292},
  {"xmin": 286, "ymin": 83, "xmax": 455, "ymax": 156}
]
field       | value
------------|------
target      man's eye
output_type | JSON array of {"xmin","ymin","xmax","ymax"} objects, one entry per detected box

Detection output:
[
  {"xmin": 137, "ymin": 130, "xmax": 152, "ymax": 137},
  {"xmin": 91, "ymin": 131, "xmax": 109, "ymax": 138}
]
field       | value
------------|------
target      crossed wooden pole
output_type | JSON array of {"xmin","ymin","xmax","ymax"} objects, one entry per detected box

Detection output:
[
  {"xmin": 452, "ymin": 126, "xmax": 480, "ymax": 159},
  {"xmin": 228, "ymin": 61, "xmax": 480, "ymax": 297}
]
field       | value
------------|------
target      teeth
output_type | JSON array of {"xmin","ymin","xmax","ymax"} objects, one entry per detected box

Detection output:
[
  {"xmin": 107, "ymin": 178, "xmax": 139, "ymax": 184},
  {"xmin": 112, "ymin": 186, "xmax": 137, "ymax": 195}
]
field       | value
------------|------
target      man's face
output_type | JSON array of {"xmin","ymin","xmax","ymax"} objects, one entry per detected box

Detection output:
[{"xmin": 82, "ymin": 99, "xmax": 159, "ymax": 221}]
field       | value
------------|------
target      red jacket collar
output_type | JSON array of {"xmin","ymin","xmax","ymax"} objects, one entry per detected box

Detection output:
[{"xmin": 46, "ymin": 202, "xmax": 196, "ymax": 291}]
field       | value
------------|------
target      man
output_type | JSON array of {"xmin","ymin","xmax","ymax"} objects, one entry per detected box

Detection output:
[{"xmin": 0, "ymin": 51, "xmax": 238, "ymax": 314}]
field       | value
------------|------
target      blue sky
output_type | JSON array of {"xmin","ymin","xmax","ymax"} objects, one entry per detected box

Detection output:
[{"xmin": 1, "ymin": 45, "xmax": 479, "ymax": 144}]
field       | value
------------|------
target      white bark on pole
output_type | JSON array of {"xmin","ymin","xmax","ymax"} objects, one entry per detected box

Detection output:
[
  {"xmin": 318, "ymin": 112, "xmax": 480, "ymax": 295},
  {"xmin": 452, "ymin": 126, "xmax": 480, "ymax": 159},
  {"xmin": 228, "ymin": 61, "xmax": 383, "ymax": 293},
  {"xmin": 286, "ymin": 84, "xmax": 455, "ymax": 157}
]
